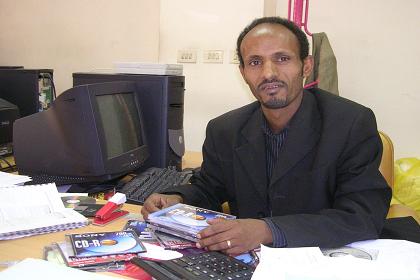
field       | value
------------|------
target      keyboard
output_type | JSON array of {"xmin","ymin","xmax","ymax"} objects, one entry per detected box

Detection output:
[
  {"xmin": 131, "ymin": 251, "xmax": 255, "ymax": 280},
  {"xmin": 118, "ymin": 166, "xmax": 193, "ymax": 205}
]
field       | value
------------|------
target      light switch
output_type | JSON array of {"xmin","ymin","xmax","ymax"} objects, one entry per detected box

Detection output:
[
  {"xmin": 203, "ymin": 50, "xmax": 224, "ymax": 64},
  {"xmin": 177, "ymin": 50, "xmax": 197, "ymax": 63}
]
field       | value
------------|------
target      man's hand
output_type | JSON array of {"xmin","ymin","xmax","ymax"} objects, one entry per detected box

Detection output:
[
  {"xmin": 196, "ymin": 218, "xmax": 273, "ymax": 255},
  {"xmin": 141, "ymin": 193, "xmax": 183, "ymax": 220}
]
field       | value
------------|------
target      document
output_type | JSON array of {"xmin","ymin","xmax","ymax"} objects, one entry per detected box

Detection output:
[
  {"xmin": 0, "ymin": 183, "xmax": 88, "ymax": 240},
  {"xmin": 0, "ymin": 258, "xmax": 120, "ymax": 280},
  {"xmin": 252, "ymin": 240, "xmax": 420, "ymax": 280},
  {"xmin": 0, "ymin": 171, "xmax": 31, "ymax": 186}
]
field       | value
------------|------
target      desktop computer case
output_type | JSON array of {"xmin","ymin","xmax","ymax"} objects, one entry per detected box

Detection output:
[
  {"xmin": 73, "ymin": 73, "xmax": 185, "ymax": 171},
  {"xmin": 0, "ymin": 69, "xmax": 54, "ymax": 118}
]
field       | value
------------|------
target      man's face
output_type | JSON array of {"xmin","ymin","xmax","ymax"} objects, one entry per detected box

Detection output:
[{"xmin": 239, "ymin": 23, "xmax": 313, "ymax": 110}]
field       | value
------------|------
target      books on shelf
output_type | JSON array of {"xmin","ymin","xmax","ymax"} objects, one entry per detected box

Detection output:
[
  {"xmin": 0, "ymin": 183, "xmax": 88, "ymax": 240},
  {"xmin": 147, "ymin": 203, "xmax": 236, "ymax": 242},
  {"xmin": 68, "ymin": 231, "xmax": 147, "ymax": 258}
]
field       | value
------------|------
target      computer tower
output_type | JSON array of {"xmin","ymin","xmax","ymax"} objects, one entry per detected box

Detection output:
[
  {"xmin": 73, "ymin": 73, "xmax": 185, "ymax": 171},
  {"xmin": 0, "ymin": 98, "xmax": 19, "ymax": 155},
  {"xmin": 0, "ymin": 68, "xmax": 54, "ymax": 118}
]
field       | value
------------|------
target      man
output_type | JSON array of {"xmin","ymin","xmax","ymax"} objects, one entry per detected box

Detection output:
[{"xmin": 142, "ymin": 17, "xmax": 391, "ymax": 255}]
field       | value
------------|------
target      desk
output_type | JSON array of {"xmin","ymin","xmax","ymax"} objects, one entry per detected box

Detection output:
[
  {"xmin": 0, "ymin": 203, "xmax": 141, "ymax": 264},
  {"xmin": 0, "ymin": 151, "xmax": 202, "ymax": 272}
]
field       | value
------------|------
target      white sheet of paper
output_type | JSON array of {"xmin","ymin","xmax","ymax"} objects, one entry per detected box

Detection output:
[
  {"xmin": 0, "ymin": 171, "xmax": 31, "ymax": 186},
  {"xmin": 138, "ymin": 242, "xmax": 183, "ymax": 260},
  {"xmin": 252, "ymin": 240, "xmax": 420, "ymax": 280},
  {"xmin": 0, "ymin": 258, "xmax": 120, "ymax": 280}
]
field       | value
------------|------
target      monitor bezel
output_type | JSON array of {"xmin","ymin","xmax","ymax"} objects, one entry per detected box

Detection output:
[{"xmin": 86, "ymin": 81, "xmax": 149, "ymax": 176}]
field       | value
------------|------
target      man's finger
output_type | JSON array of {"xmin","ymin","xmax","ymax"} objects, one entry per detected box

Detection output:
[{"xmin": 198, "ymin": 219, "xmax": 234, "ymax": 238}]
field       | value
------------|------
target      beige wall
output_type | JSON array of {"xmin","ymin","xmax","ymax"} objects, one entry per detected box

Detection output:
[
  {"xmin": 0, "ymin": 0, "xmax": 418, "ymax": 159},
  {"xmin": 0, "ymin": 0, "xmax": 160, "ymax": 93},
  {"xmin": 159, "ymin": 0, "xmax": 263, "ymax": 151},
  {"xmin": 275, "ymin": 0, "xmax": 420, "ymax": 159}
]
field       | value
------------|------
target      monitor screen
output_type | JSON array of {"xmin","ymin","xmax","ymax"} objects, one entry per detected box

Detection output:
[
  {"xmin": 13, "ymin": 81, "xmax": 149, "ymax": 185},
  {"xmin": 95, "ymin": 93, "xmax": 143, "ymax": 159}
]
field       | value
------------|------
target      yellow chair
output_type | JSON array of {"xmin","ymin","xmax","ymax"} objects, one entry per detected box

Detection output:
[{"xmin": 380, "ymin": 131, "xmax": 420, "ymax": 224}]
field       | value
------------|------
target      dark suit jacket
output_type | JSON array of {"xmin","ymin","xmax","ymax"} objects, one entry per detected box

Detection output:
[{"xmin": 172, "ymin": 88, "xmax": 391, "ymax": 248}]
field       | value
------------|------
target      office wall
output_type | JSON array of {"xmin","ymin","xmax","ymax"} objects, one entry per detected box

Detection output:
[
  {"xmin": 1, "ymin": 0, "xmax": 418, "ymax": 159},
  {"xmin": 159, "ymin": 0, "xmax": 263, "ymax": 151},
  {"xmin": 275, "ymin": 0, "xmax": 420, "ymax": 159},
  {"xmin": 0, "ymin": 0, "xmax": 160, "ymax": 93}
]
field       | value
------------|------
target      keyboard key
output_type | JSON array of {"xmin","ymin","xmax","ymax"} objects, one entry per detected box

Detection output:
[
  {"xmin": 131, "ymin": 251, "xmax": 255, "ymax": 280},
  {"xmin": 119, "ymin": 166, "xmax": 193, "ymax": 205}
]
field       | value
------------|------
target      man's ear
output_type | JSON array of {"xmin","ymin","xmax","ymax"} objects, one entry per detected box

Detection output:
[{"xmin": 302, "ymin": 55, "xmax": 314, "ymax": 78}]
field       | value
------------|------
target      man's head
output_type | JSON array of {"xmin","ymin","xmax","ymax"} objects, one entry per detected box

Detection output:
[
  {"xmin": 237, "ymin": 17, "xmax": 309, "ymax": 67},
  {"xmin": 237, "ymin": 17, "xmax": 313, "ymax": 110}
]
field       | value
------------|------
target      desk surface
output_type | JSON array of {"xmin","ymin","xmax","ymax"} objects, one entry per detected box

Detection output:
[
  {"xmin": 0, "ymin": 151, "xmax": 203, "ymax": 273},
  {"xmin": 0, "ymin": 203, "xmax": 141, "ymax": 263}
]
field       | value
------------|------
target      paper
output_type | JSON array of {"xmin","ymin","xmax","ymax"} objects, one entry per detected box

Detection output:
[
  {"xmin": 0, "ymin": 183, "xmax": 88, "ymax": 240},
  {"xmin": 0, "ymin": 171, "xmax": 31, "ymax": 186},
  {"xmin": 137, "ymin": 242, "xmax": 183, "ymax": 261},
  {"xmin": 252, "ymin": 240, "xmax": 420, "ymax": 280},
  {"xmin": 0, "ymin": 258, "xmax": 120, "ymax": 280}
]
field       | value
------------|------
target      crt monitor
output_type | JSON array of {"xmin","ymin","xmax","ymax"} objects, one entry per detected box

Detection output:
[{"xmin": 13, "ymin": 81, "xmax": 149, "ymax": 185}]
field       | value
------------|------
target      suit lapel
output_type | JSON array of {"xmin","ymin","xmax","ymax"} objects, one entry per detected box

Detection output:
[
  {"xmin": 270, "ymin": 92, "xmax": 321, "ymax": 187},
  {"xmin": 235, "ymin": 108, "xmax": 268, "ymax": 201}
]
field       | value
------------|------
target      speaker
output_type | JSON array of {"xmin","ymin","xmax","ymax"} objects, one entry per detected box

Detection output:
[{"xmin": 72, "ymin": 73, "xmax": 185, "ymax": 170}]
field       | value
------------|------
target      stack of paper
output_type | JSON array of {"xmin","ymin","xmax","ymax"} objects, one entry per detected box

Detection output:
[
  {"xmin": 113, "ymin": 62, "xmax": 183, "ymax": 76},
  {"xmin": 0, "ymin": 258, "xmax": 121, "ymax": 280},
  {"xmin": 0, "ymin": 171, "xmax": 31, "ymax": 185},
  {"xmin": 252, "ymin": 240, "xmax": 420, "ymax": 280},
  {"xmin": 0, "ymin": 183, "xmax": 88, "ymax": 240}
]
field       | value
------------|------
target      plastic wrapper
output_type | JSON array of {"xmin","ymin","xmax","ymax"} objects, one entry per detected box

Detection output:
[{"xmin": 393, "ymin": 157, "xmax": 420, "ymax": 215}]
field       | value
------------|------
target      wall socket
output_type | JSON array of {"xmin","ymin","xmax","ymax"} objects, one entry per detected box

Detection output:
[
  {"xmin": 177, "ymin": 50, "xmax": 197, "ymax": 63},
  {"xmin": 203, "ymin": 50, "xmax": 224, "ymax": 64}
]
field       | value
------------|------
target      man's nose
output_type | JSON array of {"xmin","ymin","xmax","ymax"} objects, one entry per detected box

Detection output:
[{"xmin": 261, "ymin": 61, "xmax": 277, "ymax": 80}]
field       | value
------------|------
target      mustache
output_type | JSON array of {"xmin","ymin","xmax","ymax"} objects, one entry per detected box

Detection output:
[{"xmin": 257, "ymin": 79, "xmax": 287, "ymax": 90}]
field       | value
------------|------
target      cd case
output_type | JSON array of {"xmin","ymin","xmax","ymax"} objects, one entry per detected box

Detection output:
[
  {"xmin": 148, "ymin": 203, "xmax": 236, "ymax": 242},
  {"xmin": 123, "ymin": 220, "xmax": 158, "ymax": 243},
  {"xmin": 73, "ymin": 203, "xmax": 104, "ymax": 217},
  {"xmin": 154, "ymin": 231, "xmax": 196, "ymax": 250},
  {"xmin": 68, "ymin": 231, "xmax": 146, "ymax": 258},
  {"xmin": 56, "ymin": 241, "xmax": 135, "ymax": 269}
]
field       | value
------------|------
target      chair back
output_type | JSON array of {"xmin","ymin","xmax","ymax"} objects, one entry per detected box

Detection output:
[{"xmin": 379, "ymin": 131, "xmax": 394, "ymax": 188}]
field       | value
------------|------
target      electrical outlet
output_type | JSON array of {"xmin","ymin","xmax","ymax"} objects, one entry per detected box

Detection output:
[
  {"xmin": 177, "ymin": 50, "xmax": 197, "ymax": 63},
  {"xmin": 229, "ymin": 50, "xmax": 239, "ymax": 64},
  {"xmin": 203, "ymin": 50, "xmax": 224, "ymax": 64}
]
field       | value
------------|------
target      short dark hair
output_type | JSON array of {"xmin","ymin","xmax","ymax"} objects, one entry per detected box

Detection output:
[{"xmin": 236, "ymin": 17, "xmax": 309, "ymax": 66}]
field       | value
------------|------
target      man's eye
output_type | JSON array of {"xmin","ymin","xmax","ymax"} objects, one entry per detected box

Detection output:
[
  {"xmin": 249, "ymin": 60, "xmax": 261, "ymax": 66},
  {"xmin": 278, "ymin": 56, "xmax": 290, "ymax": 62}
]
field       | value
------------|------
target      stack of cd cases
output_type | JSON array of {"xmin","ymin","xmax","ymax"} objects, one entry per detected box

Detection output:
[{"xmin": 147, "ymin": 203, "xmax": 236, "ymax": 242}]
